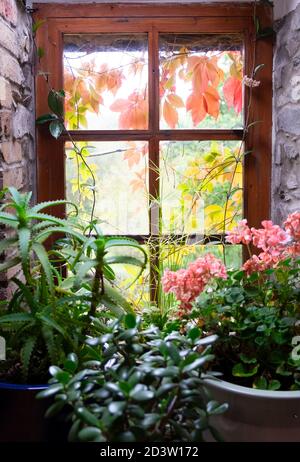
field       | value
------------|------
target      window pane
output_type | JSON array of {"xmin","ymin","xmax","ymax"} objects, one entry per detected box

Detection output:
[
  {"xmin": 65, "ymin": 141, "xmax": 149, "ymax": 234},
  {"xmin": 64, "ymin": 34, "xmax": 148, "ymax": 130},
  {"xmin": 160, "ymin": 140, "xmax": 243, "ymax": 234},
  {"xmin": 105, "ymin": 245, "xmax": 150, "ymax": 307},
  {"xmin": 159, "ymin": 34, "xmax": 244, "ymax": 129}
]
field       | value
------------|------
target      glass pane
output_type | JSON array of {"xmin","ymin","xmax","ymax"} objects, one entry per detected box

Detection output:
[
  {"xmin": 160, "ymin": 140, "xmax": 243, "ymax": 234},
  {"xmin": 65, "ymin": 141, "xmax": 149, "ymax": 234},
  {"xmin": 159, "ymin": 243, "xmax": 242, "ymax": 311},
  {"xmin": 105, "ymin": 245, "xmax": 150, "ymax": 307},
  {"xmin": 63, "ymin": 34, "xmax": 148, "ymax": 130},
  {"xmin": 159, "ymin": 34, "xmax": 244, "ymax": 129}
]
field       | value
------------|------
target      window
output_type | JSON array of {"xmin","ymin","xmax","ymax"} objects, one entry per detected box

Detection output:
[{"xmin": 35, "ymin": 3, "xmax": 273, "ymax": 305}]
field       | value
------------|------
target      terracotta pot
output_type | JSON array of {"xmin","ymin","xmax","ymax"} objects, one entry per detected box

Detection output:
[
  {"xmin": 0, "ymin": 382, "xmax": 68, "ymax": 442},
  {"xmin": 205, "ymin": 378, "xmax": 300, "ymax": 442}
]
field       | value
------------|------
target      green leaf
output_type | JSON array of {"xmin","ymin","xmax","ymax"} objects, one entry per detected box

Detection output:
[
  {"xmin": 45, "ymin": 400, "xmax": 66, "ymax": 418},
  {"xmin": 31, "ymin": 199, "xmax": 74, "ymax": 213},
  {"xmin": 104, "ymin": 255, "xmax": 145, "ymax": 268},
  {"xmin": 188, "ymin": 327, "xmax": 201, "ymax": 341},
  {"xmin": 153, "ymin": 366, "xmax": 179, "ymax": 378},
  {"xmin": 156, "ymin": 383, "xmax": 177, "ymax": 397},
  {"xmin": 206, "ymin": 400, "xmax": 228, "ymax": 415},
  {"xmin": 48, "ymin": 89, "xmax": 64, "ymax": 117},
  {"xmin": 253, "ymin": 63, "xmax": 265, "ymax": 76},
  {"xmin": 78, "ymin": 427, "xmax": 104, "ymax": 442},
  {"xmin": 239, "ymin": 353, "xmax": 257, "ymax": 365},
  {"xmin": 124, "ymin": 313, "xmax": 136, "ymax": 329},
  {"xmin": 38, "ymin": 314, "xmax": 68, "ymax": 339},
  {"xmin": 18, "ymin": 226, "xmax": 31, "ymax": 278},
  {"xmin": 32, "ymin": 242, "xmax": 54, "ymax": 294},
  {"xmin": 130, "ymin": 389, "xmax": 155, "ymax": 401},
  {"xmin": 75, "ymin": 407, "xmax": 99, "ymax": 427},
  {"xmin": 141, "ymin": 413, "xmax": 160, "ymax": 429},
  {"xmin": 36, "ymin": 384, "xmax": 64, "ymax": 399},
  {"xmin": 21, "ymin": 336, "xmax": 37, "ymax": 380},
  {"xmin": 182, "ymin": 355, "xmax": 214, "ymax": 373},
  {"xmin": 232, "ymin": 363, "xmax": 259, "ymax": 378},
  {"xmin": 32, "ymin": 19, "xmax": 46, "ymax": 34},
  {"xmin": 268, "ymin": 380, "xmax": 281, "ymax": 391},
  {"xmin": 108, "ymin": 401, "xmax": 126, "ymax": 415},
  {"xmin": 64, "ymin": 353, "xmax": 78, "ymax": 373},
  {"xmin": 0, "ymin": 312, "xmax": 33, "ymax": 323},
  {"xmin": 36, "ymin": 114, "xmax": 58, "ymax": 125},
  {"xmin": 37, "ymin": 47, "xmax": 45, "ymax": 59},
  {"xmin": 49, "ymin": 120, "xmax": 64, "ymax": 139},
  {"xmin": 253, "ymin": 376, "xmax": 268, "ymax": 389}
]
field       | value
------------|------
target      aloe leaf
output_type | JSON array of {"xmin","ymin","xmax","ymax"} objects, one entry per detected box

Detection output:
[
  {"xmin": 74, "ymin": 260, "xmax": 96, "ymax": 288},
  {"xmin": 32, "ymin": 242, "xmax": 54, "ymax": 294},
  {"xmin": 0, "ymin": 211, "xmax": 19, "ymax": 227},
  {"xmin": 18, "ymin": 227, "xmax": 31, "ymax": 279},
  {"xmin": 31, "ymin": 200, "xmax": 76, "ymax": 214},
  {"xmin": 21, "ymin": 336, "xmax": 37, "ymax": 381},
  {"xmin": 0, "ymin": 312, "xmax": 33, "ymax": 323}
]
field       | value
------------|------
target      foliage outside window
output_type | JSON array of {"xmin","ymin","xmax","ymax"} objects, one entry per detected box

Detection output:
[{"xmin": 35, "ymin": 3, "xmax": 272, "ymax": 312}]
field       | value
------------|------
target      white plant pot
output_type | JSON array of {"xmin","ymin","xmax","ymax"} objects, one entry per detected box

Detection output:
[{"xmin": 204, "ymin": 378, "xmax": 300, "ymax": 442}]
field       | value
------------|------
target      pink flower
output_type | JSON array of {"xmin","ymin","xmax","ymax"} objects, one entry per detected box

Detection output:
[
  {"xmin": 242, "ymin": 255, "xmax": 268, "ymax": 275},
  {"xmin": 226, "ymin": 219, "xmax": 252, "ymax": 245},
  {"xmin": 162, "ymin": 254, "xmax": 227, "ymax": 314},
  {"xmin": 284, "ymin": 212, "xmax": 300, "ymax": 241},
  {"xmin": 251, "ymin": 220, "xmax": 289, "ymax": 252}
]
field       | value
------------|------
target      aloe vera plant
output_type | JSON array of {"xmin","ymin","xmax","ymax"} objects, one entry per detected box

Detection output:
[{"xmin": 0, "ymin": 188, "xmax": 147, "ymax": 383}]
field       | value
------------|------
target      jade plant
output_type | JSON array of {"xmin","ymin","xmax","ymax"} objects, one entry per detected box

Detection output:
[{"xmin": 37, "ymin": 314, "xmax": 227, "ymax": 442}]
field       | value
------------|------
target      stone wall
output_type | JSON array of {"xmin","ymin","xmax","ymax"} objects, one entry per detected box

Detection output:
[
  {"xmin": 272, "ymin": 3, "xmax": 300, "ymax": 224},
  {"xmin": 0, "ymin": 0, "xmax": 35, "ymax": 196},
  {"xmin": 0, "ymin": 0, "xmax": 35, "ymax": 298}
]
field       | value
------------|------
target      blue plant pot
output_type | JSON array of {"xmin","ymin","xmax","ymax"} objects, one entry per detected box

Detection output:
[{"xmin": 0, "ymin": 382, "xmax": 68, "ymax": 442}]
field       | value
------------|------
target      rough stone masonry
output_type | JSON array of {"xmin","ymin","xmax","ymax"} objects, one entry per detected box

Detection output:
[
  {"xmin": 0, "ymin": 0, "xmax": 35, "ymax": 297},
  {"xmin": 0, "ymin": 0, "xmax": 35, "ymax": 194},
  {"xmin": 273, "ymin": 2, "xmax": 300, "ymax": 224}
]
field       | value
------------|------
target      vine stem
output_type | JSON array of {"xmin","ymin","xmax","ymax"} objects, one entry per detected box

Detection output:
[{"xmin": 222, "ymin": 0, "xmax": 259, "ymax": 265}]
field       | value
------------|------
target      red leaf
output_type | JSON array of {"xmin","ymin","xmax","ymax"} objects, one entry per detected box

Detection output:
[
  {"xmin": 223, "ymin": 76, "xmax": 243, "ymax": 114},
  {"xmin": 186, "ymin": 93, "xmax": 206, "ymax": 126},
  {"xmin": 163, "ymin": 99, "xmax": 178, "ymax": 128},
  {"xmin": 166, "ymin": 93, "xmax": 184, "ymax": 108},
  {"xmin": 203, "ymin": 86, "xmax": 220, "ymax": 119}
]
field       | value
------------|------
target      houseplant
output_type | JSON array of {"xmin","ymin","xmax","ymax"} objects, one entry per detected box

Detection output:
[
  {"xmin": 37, "ymin": 314, "xmax": 227, "ymax": 442},
  {"xmin": 162, "ymin": 213, "xmax": 300, "ymax": 441},
  {"xmin": 0, "ymin": 187, "xmax": 147, "ymax": 441}
]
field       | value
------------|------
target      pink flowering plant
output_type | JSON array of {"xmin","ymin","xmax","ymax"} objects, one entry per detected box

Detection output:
[{"xmin": 162, "ymin": 212, "xmax": 300, "ymax": 390}]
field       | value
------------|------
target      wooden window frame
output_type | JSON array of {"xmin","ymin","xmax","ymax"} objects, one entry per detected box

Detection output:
[{"xmin": 34, "ymin": 2, "xmax": 273, "ymax": 294}]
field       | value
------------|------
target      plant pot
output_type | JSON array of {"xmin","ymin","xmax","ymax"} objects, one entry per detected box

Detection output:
[
  {"xmin": 204, "ymin": 378, "xmax": 300, "ymax": 442},
  {"xmin": 0, "ymin": 382, "xmax": 69, "ymax": 442}
]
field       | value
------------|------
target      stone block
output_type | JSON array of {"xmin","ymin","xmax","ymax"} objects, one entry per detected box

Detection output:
[
  {"xmin": 0, "ymin": 17, "xmax": 19, "ymax": 58},
  {"xmin": 0, "ymin": 48, "xmax": 24, "ymax": 86},
  {"xmin": 3, "ymin": 166, "xmax": 24, "ymax": 189},
  {"xmin": 12, "ymin": 105, "xmax": 34, "ymax": 139},
  {"xmin": 0, "ymin": 0, "xmax": 17, "ymax": 27},
  {"xmin": 277, "ymin": 106, "xmax": 300, "ymax": 136},
  {"xmin": 0, "ymin": 140, "xmax": 23, "ymax": 163},
  {"xmin": 0, "ymin": 110, "xmax": 12, "ymax": 139},
  {"xmin": 0, "ymin": 77, "xmax": 12, "ymax": 109}
]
